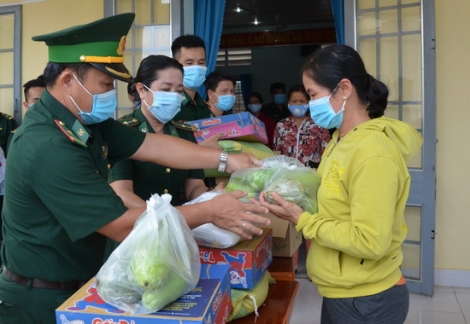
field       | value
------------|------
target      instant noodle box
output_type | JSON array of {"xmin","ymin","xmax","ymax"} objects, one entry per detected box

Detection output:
[
  {"xmin": 56, "ymin": 264, "xmax": 232, "ymax": 324},
  {"xmin": 188, "ymin": 112, "xmax": 268, "ymax": 145},
  {"xmin": 198, "ymin": 228, "xmax": 272, "ymax": 290}
]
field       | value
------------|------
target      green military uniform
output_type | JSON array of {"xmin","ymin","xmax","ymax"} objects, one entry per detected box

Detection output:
[
  {"xmin": 172, "ymin": 89, "xmax": 213, "ymax": 122},
  {"xmin": 0, "ymin": 13, "xmax": 139, "ymax": 324},
  {"xmin": 108, "ymin": 108, "xmax": 204, "ymax": 205},
  {"xmin": 105, "ymin": 108, "xmax": 204, "ymax": 259},
  {"xmin": 0, "ymin": 112, "xmax": 18, "ymax": 156}
]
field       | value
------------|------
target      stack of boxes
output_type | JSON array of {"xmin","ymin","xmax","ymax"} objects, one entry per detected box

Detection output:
[
  {"xmin": 56, "ymin": 264, "xmax": 233, "ymax": 323},
  {"xmin": 198, "ymin": 228, "xmax": 273, "ymax": 290},
  {"xmin": 186, "ymin": 112, "xmax": 269, "ymax": 145}
]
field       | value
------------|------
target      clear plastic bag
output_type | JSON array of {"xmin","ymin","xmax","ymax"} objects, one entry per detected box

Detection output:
[
  {"xmin": 185, "ymin": 191, "xmax": 242, "ymax": 248},
  {"xmin": 225, "ymin": 156, "xmax": 322, "ymax": 213},
  {"xmin": 96, "ymin": 194, "xmax": 201, "ymax": 314}
]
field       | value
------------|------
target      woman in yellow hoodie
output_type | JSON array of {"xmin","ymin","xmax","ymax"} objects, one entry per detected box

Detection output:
[{"xmin": 259, "ymin": 44, "xmax": 423, "ymax": 324}]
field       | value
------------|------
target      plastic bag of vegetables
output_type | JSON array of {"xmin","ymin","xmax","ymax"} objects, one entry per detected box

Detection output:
[
  {"xmin": 96, "ymin": 194, "xmax": 201, "ymax": 314},
  {"xmin": 185, "ymin": 189, "xmax": 242, "ymax": 249},
  {"xmin": 225, "ymin": 155, "xmax": 321, "ymax": 213}
]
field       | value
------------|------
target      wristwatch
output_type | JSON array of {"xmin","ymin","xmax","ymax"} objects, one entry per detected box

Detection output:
[{"xmin": 218, "ymin": 151, "xmax": 229, "ymax": 172}]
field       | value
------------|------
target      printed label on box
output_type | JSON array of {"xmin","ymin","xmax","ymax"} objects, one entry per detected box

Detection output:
[
  {"xmin": 56, "ymin": 264, "xmax": 232, "ymax": 324},
  {"xmin": 199, "ymin": 229, "xmax": 272, "ymax": 289}
]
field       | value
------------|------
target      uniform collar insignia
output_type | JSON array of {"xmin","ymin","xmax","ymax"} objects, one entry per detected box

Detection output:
[{"xmin": 72, "ymin": 120, "xmax": 90, "ymax": 143}]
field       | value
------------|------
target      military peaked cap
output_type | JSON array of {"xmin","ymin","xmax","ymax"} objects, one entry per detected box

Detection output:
[{"xmin": 32, "ymin": 13, "xmax": 135, "ymax": 82}]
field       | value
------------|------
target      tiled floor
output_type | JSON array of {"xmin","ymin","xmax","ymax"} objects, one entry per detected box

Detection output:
[{"xmin": 288, "ymin": 244, "xmax": 470, "ymax": 324}]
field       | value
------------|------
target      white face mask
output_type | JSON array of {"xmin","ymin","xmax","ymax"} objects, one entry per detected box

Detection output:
[
  {"xmin": 183, "ymin": 65, "xmax": 207, "ymax": 89},
  {"xmin": 247, "ymin": 103, "xmax": 262, "ymax": 113},
  {"xmin": 70, "ymin": 74, "xmax": 117, "ymax": 125},
  {"xmin": 308, "ymin": 84, "xmax": 346, "ymax": 129},
  {"xmin": 143, "ymin": 85, "xmax": 183, "ymax": 124}
]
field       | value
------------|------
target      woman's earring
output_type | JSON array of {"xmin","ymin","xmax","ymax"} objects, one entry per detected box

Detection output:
[{"xmin": 343, "ymin": 96, "xmax": 346, "ymax": 100}]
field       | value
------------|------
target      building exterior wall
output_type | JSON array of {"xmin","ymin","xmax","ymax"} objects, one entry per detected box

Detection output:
[
  {"xmin": 434, "ymin": 0, "xmax": 470, "ymax": 272},
  {"xmin": 20, "ymin": 0, "xmax": 102, "ymax": 98}
]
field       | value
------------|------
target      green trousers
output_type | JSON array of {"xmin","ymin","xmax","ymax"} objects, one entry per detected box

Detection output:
[{"xmin": 0, "ymin": 271, "xmax": 75, "ymax": 323}]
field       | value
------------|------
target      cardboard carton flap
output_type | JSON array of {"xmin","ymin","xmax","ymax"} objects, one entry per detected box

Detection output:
[{"xmin": 263, "ymin": 213, "xmax": 290, "ymax": 238}]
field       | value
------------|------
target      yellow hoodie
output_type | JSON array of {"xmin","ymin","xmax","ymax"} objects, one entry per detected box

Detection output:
[{"xmin": 296, "ymin": 117, "xmax": 423, "ymax": 298}]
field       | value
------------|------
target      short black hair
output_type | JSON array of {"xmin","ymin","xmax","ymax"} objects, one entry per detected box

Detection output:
[
  {"xmin": 42, "ymin": 63, "xmax": 93, "ymax": 87},
  {"xmin": 269, "ymin": 82, "xmax": 286, "ymax": 94},
  {"xmin": 204, "ymin": 71, "xmax": 236, "ymax": 92},
  {"xmin": 171, "ymin": 35, "xmax": 206, "ymax": 59},
  {"xmin": 248, "ymin": 92, "xmax": 263, "ymax": 103},
  {"xmin": 23, "ymin": 75, "xmax": 46, "ymax": 100},
  {"xmin": 287, "ymin": 84, "xmax": 309, "ymax": 102}
]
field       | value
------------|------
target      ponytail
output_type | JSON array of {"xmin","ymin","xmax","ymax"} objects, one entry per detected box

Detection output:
[{"xmin": 366, "ymin": 75, "xmax": 389, "ymax": 119}]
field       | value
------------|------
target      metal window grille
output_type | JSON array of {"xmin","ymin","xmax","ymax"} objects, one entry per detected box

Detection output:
[
  {"xmin": 232, "ymin": 81, "xmax": 246, "ymax": 113},
  {"xmin": 216, "ymin": 49, "xmax": 252, "ymax": 67}
]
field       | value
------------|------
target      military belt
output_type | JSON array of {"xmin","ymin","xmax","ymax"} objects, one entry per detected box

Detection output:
[{"xmin": 2, "ymin": 267, "xmax": 85, "ymax": 290}]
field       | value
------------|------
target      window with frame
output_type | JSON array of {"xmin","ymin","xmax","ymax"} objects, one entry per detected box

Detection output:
[
  {"xmin": 216, "ymin": 48, "xmax": 252, "ymax": 67},
  {"xmin": 106, "ymin": 0, "xmax": 173, "ymax": 118},
  {"xmin": 231, "ymin": 80, "xmax": 246, "ymax": 113}
]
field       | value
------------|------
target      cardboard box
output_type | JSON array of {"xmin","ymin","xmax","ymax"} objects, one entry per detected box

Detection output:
[
  {"xmin": 263, "ymin": 213, "xmax": 303, "ymax": 257},
  {"xmin": 191, "ymin": 112, "xmax": 268, "ymax": 144},
  {"xmin": 56, "ymin": 264, "xmax": 232, "ymax": 324},
  {"xmin": 186, "ymin": 112, "xmax": 263, "ymax": 131},
  {"xmin": 198, "ymin": 228, "xmax": 272, "ymax": 289}
]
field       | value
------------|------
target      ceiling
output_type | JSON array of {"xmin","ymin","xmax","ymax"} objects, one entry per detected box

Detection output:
[{"xmin": 222, "ymin": 0, "xmax": 334, "ymax": 31}]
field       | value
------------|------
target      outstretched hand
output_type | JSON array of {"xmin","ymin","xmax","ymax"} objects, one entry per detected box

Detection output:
[
  {"xmin": 208, "ymin": 190, "xmax": 270, "ymax": 240},
  {"xmin": 258, "ymin": 191, "xmax": 304, "ymax": 225}
]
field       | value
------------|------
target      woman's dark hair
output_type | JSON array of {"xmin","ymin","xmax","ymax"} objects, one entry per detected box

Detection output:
[
  {"xmin": 127, "ymin": 82, "xmax": 140, "ymax": 106},
  {"xmin": 43, "ymin": 63, "xmax": 93, "ymax": 87},
  {"xmin": 204, "ymin": 71, "xmax": 236, "ymax": 92},
  {"xmin": 248, "ymin": 92, "xmax": 263, "ymax": 103},
  {"xmin": 287, "ymin": 84, "xmax": 309, "ymax": 102},
  {"xmin": 134, "ymin": 55, "xmax": 184, "ymax": 88},
  {"xmin": 302, "ymin": 44, "xmax": 388, "ymax": 118}
]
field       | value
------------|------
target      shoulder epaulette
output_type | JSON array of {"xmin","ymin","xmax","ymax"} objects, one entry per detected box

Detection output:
[
  {"xmin": 171, "ymin": 120, "xmax": 197, "ymax": 132},
  {"xmin": 54, "ymin": 119, "xmax": 87, "ymax": 147},
  {"xmin": 118, "ymin": 115, "xmax": 140, "ymax": 127},
  {"xmin": 0, "ymin": 112, "xmax": 14, "ymax": 120}
]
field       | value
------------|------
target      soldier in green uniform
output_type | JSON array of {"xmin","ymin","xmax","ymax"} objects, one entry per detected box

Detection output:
[
  {"xmin": 0, "ymin": 14, "xmax": 269, "ymax": 324},
  {"xmin": 171, "ymin": 35, "xmax": 213, "ymax": 122},
  {"xmin": 5, "ymin": 76, "xmax": 47, "ymax": 154},
  {"xmin": 22, "ymin": 75, "xmax": 46, "ymax": 110},
  {"xmin": 108, "ymin": 55, "xmax": 207, "ymax": 208},
  {"xmin": 106, "ymin": 55, "xmax": 210, "ymax": 259}
]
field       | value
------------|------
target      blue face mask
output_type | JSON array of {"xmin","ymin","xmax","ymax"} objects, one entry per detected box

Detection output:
[
  {"xmin": 274, "ymin": 93, "xmax": 286, "ymax": 104},
  {"xmin": 143, "ymin": 85, "xmax": 183, "ymax": 124},
  {"xmin": 70, "ymin": 74, "xmax": 117, "ymax": 125},
  {"xmin": 288, "ymin": 104, "xmax": 309, "ymax": 118},
  {"xmin": 183, "ymin": 65, "xmax": 207, "ymax": 89},
  {"xmin": 308, "ymin": 87, "xmax": 346, "ymax": 129},
  {"xmin": 213, "ymin": 93, "xmax": 236, "ymax": 111},
  {"xmin": 247, "ymin": 103, "xmax": 262, "ymax": 113}
]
